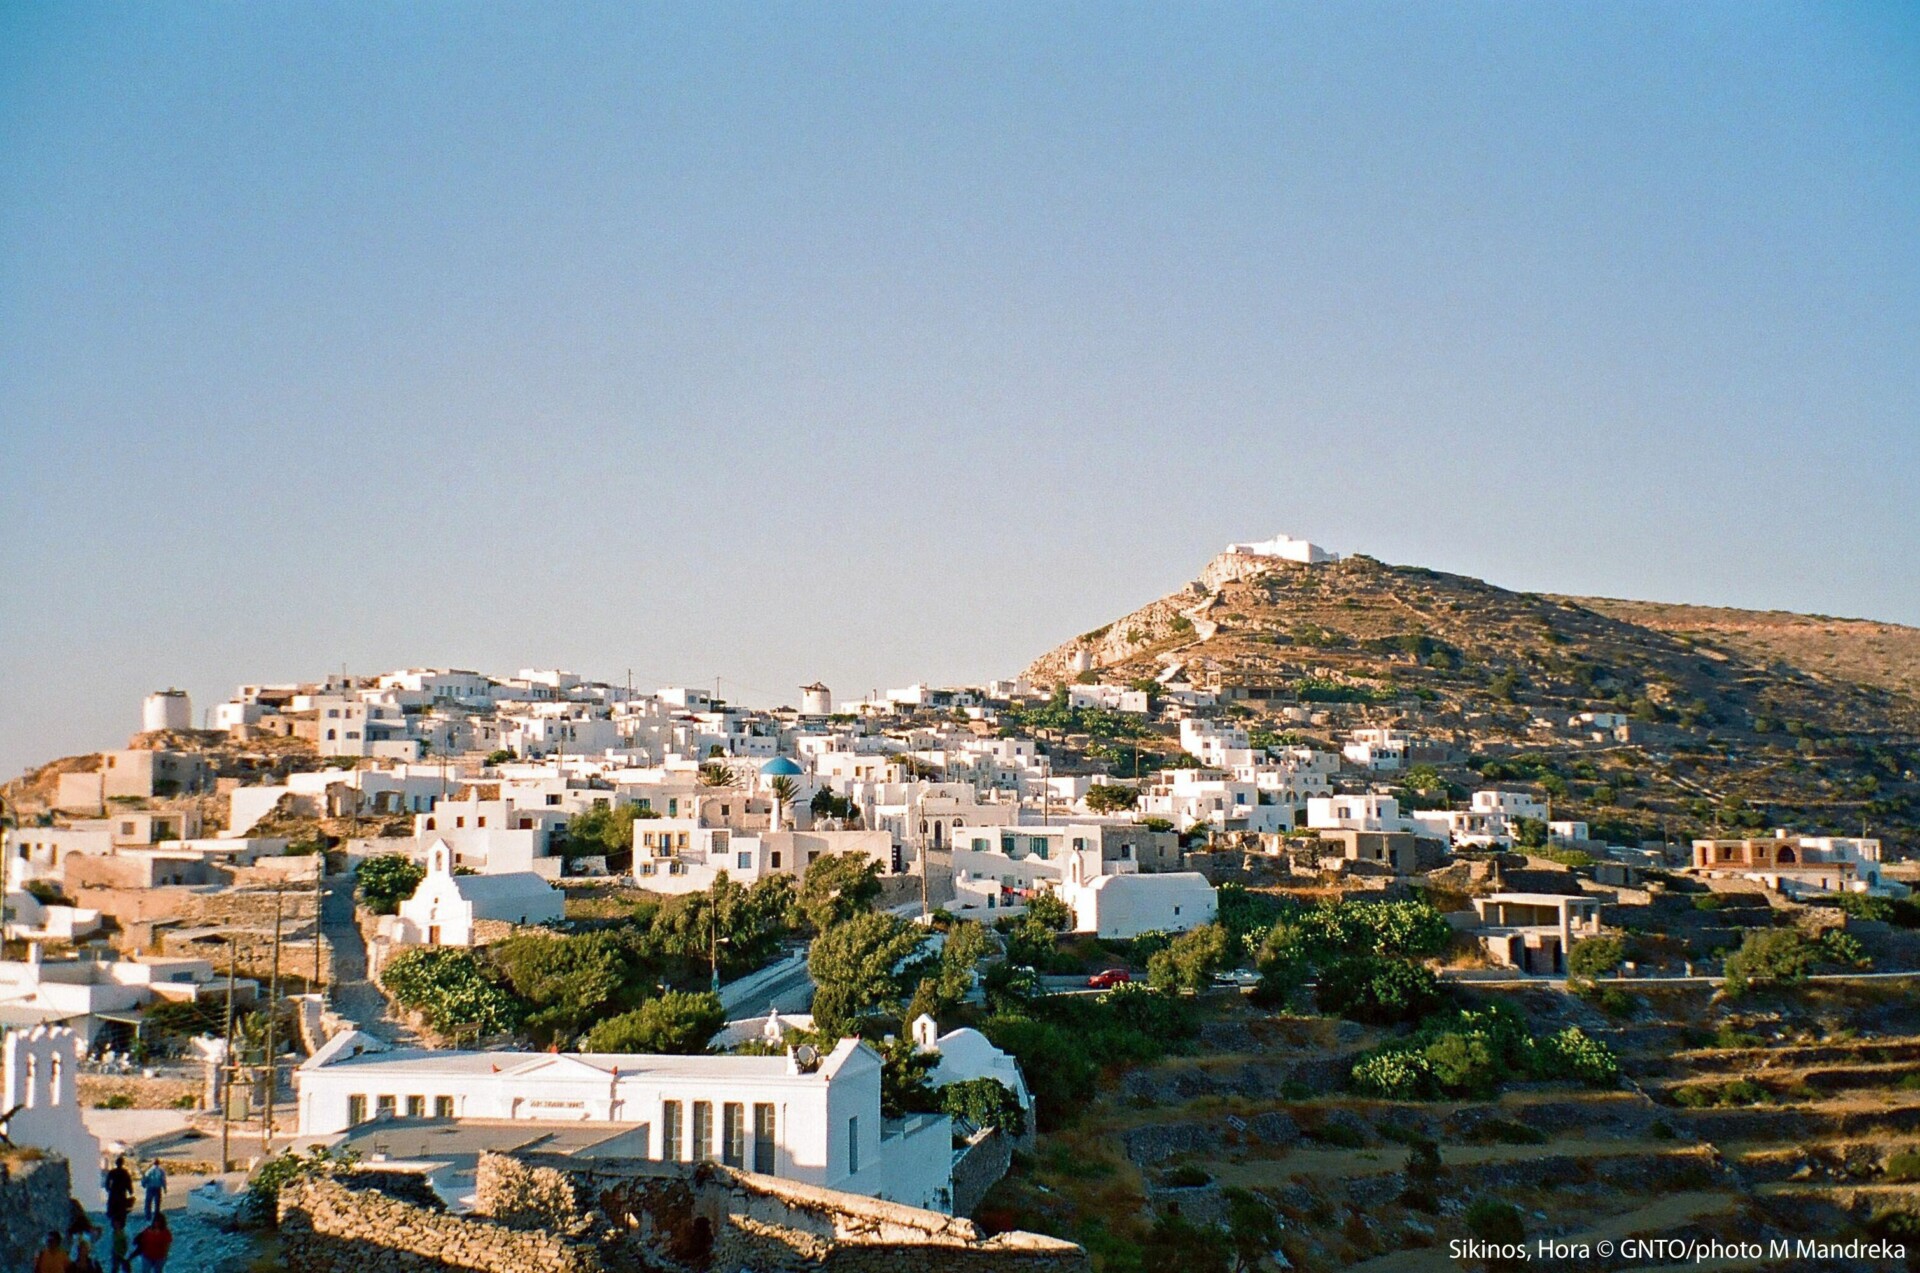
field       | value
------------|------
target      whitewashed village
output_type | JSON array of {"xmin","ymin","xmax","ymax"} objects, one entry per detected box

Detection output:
[{"xmin": 2, "ymin": 537, "xmax": 1918, "ymax": 1272}]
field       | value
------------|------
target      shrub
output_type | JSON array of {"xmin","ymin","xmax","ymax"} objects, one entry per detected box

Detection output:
[
  {"xmin": 247, "ymin": 1144, "xmax": 360, "ymax": 1225},
  {"xmin": 1147, "ymin": 923, "xmax": 1230, "ymax": 992},
  {"xmin": 1536, "ymin": 1027, "xmax": 1619, "ymax": 1087},
  {"xmin": 1464, "ymin": 1198, "xmax": 1524, "ymax": 1245},
  {"xmin": 1163, "ymin": 1164, "xmax": 1212, "ymax": 1188},
  {"xmin": 1723, "ymin": 929, "xmax": 1817, "ymax": 996},
  {"xmin": 356, "ymin": 854, "xmax": 425, "ymax": 915},
  {"xmin": 1567, "ymin": 935, "xmax": 1627, "ymax": 979},
  {"xmin": 380, "ymin": 947, "xmax": 523, "ymax": 1037},
  {"xmin": 582, "ymin": 991, "xmax": 724, "ymax": 1055},
  {"xmin": 1883, "ymin": 1151, "xmax": 1920, "ymax": 1184},
  {"xmin": 1315, "ymin": 956, "xmax": 1442, "ymax": 1025}
]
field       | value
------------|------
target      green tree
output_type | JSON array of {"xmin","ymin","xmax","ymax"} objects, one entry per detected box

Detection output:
[
  {"xmin": 807, "ymin": 911, "xmax": 927, "ymax": 1037},
  {"xmin": 486, "ymin": 931, "xmax": 647, "ymax": 1046},
  {"xmin": 1023, "ymin": 890, "xmax": 1075, "ymax": 933},
  {"xmin": 798, "ymin": 852, "xmax": 883, "ymax": 931},
  {"xmin": 809, "ymin": 788, "xmax": 858, "ymax": 823},
  {"xmin": 938, "ymin": 1077, "xmax": 1025, "ymax": 1135},
  {"xmin": 1083, "ymin": 783, "xmax": 1139, "ymax": 814},
  {"xmin": 379, "ymin": 947, "xmax": 522, "ymax": 1037},
  {"xmin": 1147, "ymin": 923, "xmax": 1231, "ymax": 992},
  {"xmin": 698, "ymin": 761, "xmax": 739, "ymax": 788},
  {"xmin": 649, "ymin": 873, "xmax": 797, "ymax": 978},
  {"xmin": 582, "ymin": 990, "xmax": 725, "ymax": 1054},
  {"xmin": 1723, "ymin": 928, "xmax": 1818, "ymax": 996},
  {"xmin": 1567, "ymin": 935, "xmax": 1627, "ymax": 980},
  {"xmin": 357, "ymin": 854, "xmax": 425, "ymax": 915},
  {"xmin": 1315, "ymin": 955, "xmax": 1442, "ymax": 1025},
  {"xmin": 562, "ymin": 804, "xmax": 641, "ymax": 865},
  {"xmin": 874, "ymin": 1033, "xmax": 940, "ymax": 1117}
]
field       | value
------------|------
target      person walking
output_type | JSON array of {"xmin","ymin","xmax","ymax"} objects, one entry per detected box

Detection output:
[
  {"xmin": 139, "ymin": 1162, "xmax": 167, "ymax": 1221},
  {"xmin": 103, "ymin": 1157, "xmax": 135, "ymax": 1233},
  {"xmin": 105, "ymin": 1223, "xmax": 132, "ymax": 1273},
  {"xmin": 32, "ymin": 1230, "xmax": 71, "ymax": 1273},
  {"xmin": 130, "ymin": 1214, "xmax": 169, "ymax": 1273}
]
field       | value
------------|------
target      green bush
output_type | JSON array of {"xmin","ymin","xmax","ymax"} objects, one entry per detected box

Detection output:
[
  {"xmin": 1163, "ymin": 1164, "xmax": 1212, "ymax": 1188},
  {"xmin": 1315, "ymin": 955, "xmax": 1442, "ymax": 1025},
  {"xmin": 1567, "ymin": 935, "xmax": 1627, "ymax": 979},
  {"xmin": 1465, "ymin": 1198, "xmax": 1525, "ymax": 1245},
  {"xmin": 1882, "ymin": 1151, "xmax": 1920, "ymax": 1183},
  {"xmin": 380, "ymin": 947, "xmax": 523, "ymax": 1036},
  {"xmin": 1147, "ymin": 923, "xmax": 1230, "ymax": 992},
  {"xmin": 356, "ymin": 854, "xmax": 425, "ymax": 915},
  {"xmin": 1351, "ymin": 1005, "xmax": 1618, "ymax": 1099},
  {"xmin": 582, "ymin": 990, "xmax": 724, "ymax": 1055},
  {"xmin": 1723, "ymin": 929, "xmax": 1817, "ymax": 996}
]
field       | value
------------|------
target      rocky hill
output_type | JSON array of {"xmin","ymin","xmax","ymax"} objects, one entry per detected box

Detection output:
[{"xmin": 1025, "ymin": 550, "xmax": 1920, "ymax": 852}]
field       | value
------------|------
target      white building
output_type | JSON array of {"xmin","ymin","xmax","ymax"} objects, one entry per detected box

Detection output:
[
  {"xmin": 1307, "ymin": 793, "xmax": 1413, "ymax": 834},
  {"xmin": 2, "ymin": 1027, "xmax": 103, "ymax": 1206},
  {"xmin": 295, "ymin": 1031, "xmax": 954, "ymax": 1212},
  {"xmin": 1223, "ymin": 534, "xmax": 1337, "ymax": 564},
  {"xmin": 1342, "ymin": 728, "xmax": 1410, "ymax": 772},
  {"xmin": 390, "ymin": 842, "xmax": 564, "ymax": 947},
  {"xmin": 1056, "ymin": 869, "xmax": 1218, "ymax": 940}
]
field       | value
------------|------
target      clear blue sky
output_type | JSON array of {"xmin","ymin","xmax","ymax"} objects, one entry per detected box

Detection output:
[{"xmin": 2, "ymin": 3, "xmax": 1916, "ymax": 776}]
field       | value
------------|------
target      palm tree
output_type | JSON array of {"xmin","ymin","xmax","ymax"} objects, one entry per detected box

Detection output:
[
  {"xmin": 767, "ymin": 775, "xmax": 799, "ymax": 804},
  {"xmin": 698, "ymin": 761, "xmax": 739, "ymax": 789}
]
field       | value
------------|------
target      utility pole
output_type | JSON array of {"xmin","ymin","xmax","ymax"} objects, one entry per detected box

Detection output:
[
  {"xmin": 221, "ymin": 933, "xmax": 236, "ymax": 1173},
  {"xmin": 312, "ymin": 850, "xmax": 325, "ymax": 997},
  {"xmin": 263, "ymin": 885, "xmax": 284, "ymax": 1153}
]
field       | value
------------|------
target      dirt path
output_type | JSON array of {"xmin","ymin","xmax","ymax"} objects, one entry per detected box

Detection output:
[{"xmin": 321, "ymin": 875, "xmax": 414, "ymax": 1044}]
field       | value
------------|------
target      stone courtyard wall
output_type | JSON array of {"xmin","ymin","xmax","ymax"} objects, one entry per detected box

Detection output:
[{"xmin": 281, "ymin": 1154, "xmax": 1087, "ymax": 1273}]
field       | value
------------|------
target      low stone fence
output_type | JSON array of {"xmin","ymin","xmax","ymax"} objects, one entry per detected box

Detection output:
[
  {"xmin": 281, "ymin": 1174, "xmax": 604, "ymax": 1273},
  {"xmin": 280, "ymin": 1151, "xmax": 1086, "ymax": 1273}
]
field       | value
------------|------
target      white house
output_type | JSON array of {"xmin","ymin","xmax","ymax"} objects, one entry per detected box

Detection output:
[
  {"xmin": 1055, "ymin": 871, "xmax": 1218, "ymax": 940},
  {"xmin": 1307, "ymin": 793, "xmax": 1413, "ymax": 834},
  {"xmin": 910, "ymin": 1015, "xmax": 1032, "ymax": 1128},
  {"xmin": 391, "ymin": 842, "xmax": 564, "ymax": 947},
  {"xmin": 1342, "ymin": 728, "xmax": 1410, "ymax": 772},
  {"xmin": 294, "ymin": 1031, "xmax": 955, "ymax": 1212}
]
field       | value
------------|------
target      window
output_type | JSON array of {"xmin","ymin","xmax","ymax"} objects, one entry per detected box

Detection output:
[
  {"xmin": 662, "ymin": 1101, "xmax": 683, "ymax": 1161},
  {"xmin": 847, "ymin": 1116, "xmax": 859, "ymax": 1174},
  {"xmin": 753, "ymin": 1104, "xmax": 776, "ymax": 1174},
  {"xmin": 737, "ymin": 851, "xmax": 752, "ymax": 870},
  {"xmin": 348, "ymin": 1095, "xmax": 368, "ymax": 1126},
  {"xmin": 723, "ymin": 1102, "xmax": 745, "ymax": 1168},
  {"xmin": 406, "ymin": 1095, "xmax": 425, "ymax": 1118},
  {"xmin": 693, "ymin": 1102, "xmax": 714, "ymax": 1162},
  {"xmin": 435, "ymin": 1096, "xmax": 454, "ymax": 1119},
  {"xmin": 376, "ymin": 1094, "xmax": 396, "ymax": 1118},
  {"xmin": 770, "ymin": 852, "xmax": 782, "ymax": 870}
]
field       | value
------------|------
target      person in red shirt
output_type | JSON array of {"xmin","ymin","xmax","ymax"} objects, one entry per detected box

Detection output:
[{"xmin": 130, "ymin": 1215, "xmax": 170, "ymax": 1273}]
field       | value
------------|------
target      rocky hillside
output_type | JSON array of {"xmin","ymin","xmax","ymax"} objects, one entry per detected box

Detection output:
[{"xmin": 1024, "ymin": 551, "xmax": 1920, "ymax": 851}]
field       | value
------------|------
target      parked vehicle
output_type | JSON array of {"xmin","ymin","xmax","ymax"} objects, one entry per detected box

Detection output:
[
  {"xmin": 1087, "ymin": 968, "xmax": 1132, "ymax": 989},
  {"xmin": 1211, "ymin": 968, "xmax": 1262, "ymax": 988}
]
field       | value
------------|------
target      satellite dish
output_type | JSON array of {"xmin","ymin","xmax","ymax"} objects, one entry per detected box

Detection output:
[{"xmin": 794, "ymin": 1044, "xmax": 820, "ymax": 1071}]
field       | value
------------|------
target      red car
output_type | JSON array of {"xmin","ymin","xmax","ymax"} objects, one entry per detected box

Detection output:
[{"xmin": 1087, "ymin": 968, "xmax": 1132, "ymax": 989}]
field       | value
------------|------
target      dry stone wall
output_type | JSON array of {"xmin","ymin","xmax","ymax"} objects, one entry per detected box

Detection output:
[
  {"xmin": 281, "ymin": 1175, "xmax": 605, "ymax": 1273},
  {"xmin": 281, "ymin": 1154, "xmax": 1086, "ymax": 1273}
]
